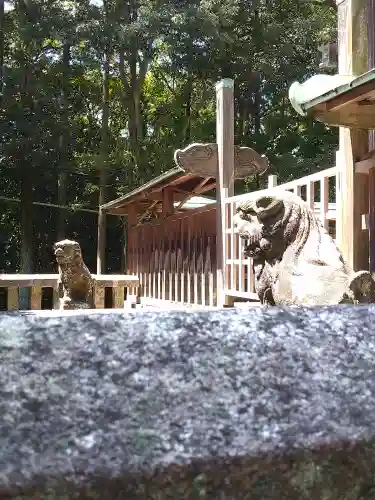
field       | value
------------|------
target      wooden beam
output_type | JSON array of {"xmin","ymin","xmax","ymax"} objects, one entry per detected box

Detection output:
[
  {"xmin": 162, "ymin": 188, "xmax": 174, "ymax": 217},
  {"xmin": 170, "ymin": 180, "xmax": 216, "ymax": 197},
  {"xmin": 171, "ymin": 185, "xmax": 209, "ymax": 196},
  {"xmin": 121, "ymin": 217, "xmax": 126, "ymax": 273},
  {"xmin": 369, "ymin": 166, "xmax": 375, "ymax": 271},
  {"xmin": 313, "ymin": 105, "xmax": 375, "ymax": 129},
  {"xmin": 106, "ymin": 201, "xmax": 143, "ymax": 217},
  {"xmin": 174, "ymin": 178, "xmax": 211, "ymax": 211},
  {"xmin": 324, "ymin": 82, "xmax": 375, "ymax": 111},
  {"xmin": 137, "ymin": 200, "xmax": 160, "ymax": 225},
  {"xmin": 368, "ymin": 0, "xmax": 375, "ymax": 271},
  {"xmin": 336, "ymin": 0, "xmax": 370, "ymax": 271},
  {"xmin": 125, "ymin": 205, "xmax": 138, "ymax": 278},
  {"xmin": 215, "ymin": 79, "xmax": 235, "ymax": 307},
  {"xmin": 355, "ymin": 149, "xmax": 375, "ymax": 172},
  {"xmin": 268, "ymin": 175, "xmax": 278, "ymax": 188},
  {"xmin": 126, "ymin": 205, "xmax": 138, "ymax": 227},
  {"xmin": 198, "ymin": 181, "xmax": 216, "ymax": 193},
  {"xmin": 139, "ymin": 192, "xmax": 164, "ymax": 201},
  {"xmin": 194, "ymin": 179, "xmax": 215, "ymax": 195}
]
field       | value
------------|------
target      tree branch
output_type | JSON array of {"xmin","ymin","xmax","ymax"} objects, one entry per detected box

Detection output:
[{"xmin": 152, "ymin": 66, "xmax": 175, "ymax": 94}]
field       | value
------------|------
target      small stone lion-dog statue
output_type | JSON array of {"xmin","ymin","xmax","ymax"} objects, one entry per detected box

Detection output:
[
  {"xmin": 233, "ymin": 190, "xmax": 375, "ymax": 306},
  {"xmin": 54, "ymin": 239, "xmax": 95, "ymax": 310}
]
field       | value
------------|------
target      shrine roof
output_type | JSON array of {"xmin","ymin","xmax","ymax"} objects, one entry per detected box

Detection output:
[
  {"xmin": 101, "ymin": 143, "xmax": 268, "ymax": 216},
  {"xmin": 100, "ymin": 166, "xmax": 217, "ymax": 216},
  {"xmin": 289, "ymin": 70, "xmax": 375, "ymax": 129}
]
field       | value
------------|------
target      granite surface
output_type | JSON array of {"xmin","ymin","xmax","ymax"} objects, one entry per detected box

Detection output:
[{"xmin": 0, "ymin": 307, "xmax": 375, "ymax": 498}]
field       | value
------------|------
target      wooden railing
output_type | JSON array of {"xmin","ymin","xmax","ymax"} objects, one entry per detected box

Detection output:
[
  {"xmin": 0, "ymin": 274, "xmax": 139, "ymax": 311},
  {"xmin": 128, "ymin": 204, "xmax": 217, "ymax": 307},
  {"xmin": 223, "ymin": 167, "xmax": 340, "ymax": 301}
]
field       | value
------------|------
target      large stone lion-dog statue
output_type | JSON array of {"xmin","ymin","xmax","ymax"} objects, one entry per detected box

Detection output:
[
  {"xmin": 54, "ymin": 239, "xmax": 95, "ymax": 310},
  {"xmin": 233, "ymin": 190, "xmax": 375, "ymax": 306}
]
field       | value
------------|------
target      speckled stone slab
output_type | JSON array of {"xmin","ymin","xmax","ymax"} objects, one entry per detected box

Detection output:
[{"xmin": 1, "ymin": 306, "xmax": 375, "ymax": 499}]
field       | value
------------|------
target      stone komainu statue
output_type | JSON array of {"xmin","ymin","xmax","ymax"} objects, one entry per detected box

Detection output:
[
  {"xmin": 54, "ymin": 239, "xmax": 94, "ymax": 310},
  {"xmin": 233, "ymin": 191, "xmax": 375, "ymax": 306}
]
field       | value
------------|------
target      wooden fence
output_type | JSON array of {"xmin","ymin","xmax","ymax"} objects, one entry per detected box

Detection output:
[
  {"xmin": 223, "ymin": 167, "xmax": 340, "ymax": 301},
  {"xmin": 128, "ymin": 204, "xmax": 217, "ymax": 307},
  {"xmin": 0, "ymin": 274, "xmax": 139, "ymax": 310}
]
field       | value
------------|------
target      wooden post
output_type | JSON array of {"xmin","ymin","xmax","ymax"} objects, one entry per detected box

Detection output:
[
  {"xmin": 53, "ymin": 285, "xmax": 60, "ymax": 310},
  {"xmin": 94, "ymin": 284, "xmax": 105, "ymax": 309},
  {"xmin": 337, "ymin": 0, "xmax": 369, "ymax": 271},
  {"xmin": 215, "ymin": 78, "xmax": 235, "ymax": 307},
  {"xmin": 112, "ymin": 285, "xmax": 125, "ymax": 308},
  {"xmin": 30, "ymin": 286, "xmax": 42, "ymax": 310},
  {"xmin": 268, "ymin": 175, "xmax": 278, "ymax": 189},
  {"xmin": 126, "ymin": 205, "xmax": 138, "ymax": 272},
  {"xmin": 126, "ymin": 205, "xmax": 139, "ymax": 306},
  {"xmin": 368, "ymin": 0, "xmax": 375, "ymax": 271},
  {"xmin": 121, "ymin": 216, "xmax": 127, "ymax": 273},
  {"xmin": 162, "ymin": 188, "xmax": 174, "ymax": 217},
  {"xmin": 7, "ymin": 287, "xmax": 19, "ymax": 310}
]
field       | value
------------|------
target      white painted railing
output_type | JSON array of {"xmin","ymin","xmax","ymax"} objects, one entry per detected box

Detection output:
[{"xmin": 223, "ymin": 166, "xmax": 340, "ymax": 301}]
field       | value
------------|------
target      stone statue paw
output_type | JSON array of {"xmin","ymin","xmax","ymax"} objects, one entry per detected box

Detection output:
[{"xmin": 341, "ymin": 271, "xmax": 375, "ymax": 304}]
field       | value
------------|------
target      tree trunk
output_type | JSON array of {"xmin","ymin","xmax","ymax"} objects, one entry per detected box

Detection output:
[
  {"xmin": 17, "ymin": 0, "xmax": 34, "ymax": 274},
  {"xmin": 0, "ymin": 0, "xmax": 4, "ymax": 102},
  {"xmin": 20, "ymin": 169, "xmax": 33, "ymax": 273},
  {"xmin": 128, "ymin": 51, "xmax": 138, "ymax": 148},
  {"xmin": 96, "ymin": 48, "xmax": 110, "ymax": 274},
  {"xmin": 57, "ymin": 43, "xmax": 70, "ymax": 240},
  {"xmin": 19, "ymin": 167, "xmax": 33, "ymax": 308},
  {"xmin": 253, "ymin": 73, "xmax": 261, "ymax": 190},
  {"xmin": 57, "ymin": 42, "xmax": 71, "ymax": 241},
  {"xmin": 183, "ymin": 76, "xmax": 193, "ymax": 142},
  {"xmin": 253, "ymin": 76, "xmax": 261, "ymax": 137},
  {"xmin": 118, "ymin": 0, "xmax": 149, "ymax": 173}
]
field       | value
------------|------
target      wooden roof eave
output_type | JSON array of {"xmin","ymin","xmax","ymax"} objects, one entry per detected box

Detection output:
[
  {"xmin": 100, "ymin": 166, "xmax": 185, "ymax": 215},
  {"xmin": 301, "ymin": 69, "xmax": 375, "ymax": 129},
  {"xmin": 101, "ymin": 143, "xmax": 268, "ymax": 216},
  {"xmin": 103, "ymin": 175, "xmax": 217, "ymax": 216}
]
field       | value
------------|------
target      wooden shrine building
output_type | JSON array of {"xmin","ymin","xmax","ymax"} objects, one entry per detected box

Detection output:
[{"xmin": 101, "ymin": 139, "xmax": 268, "ymax": 308}]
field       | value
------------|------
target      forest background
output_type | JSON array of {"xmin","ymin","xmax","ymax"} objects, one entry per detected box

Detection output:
[{"xmin": 0, "ymin": 0, "xmax": 337, "ymax": 273}]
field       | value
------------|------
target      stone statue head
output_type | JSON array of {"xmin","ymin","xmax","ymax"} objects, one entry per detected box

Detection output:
[
  {"xmin": 233, "ymin": 194, "xmax": 291, "ymax": 259},
  {"xmin": 54, "ymin": 239, "xmax": 83, "ymax": 266},
  {"xmin": 233, "ymin": 191, "xmax": 310, "ymax": 261}
]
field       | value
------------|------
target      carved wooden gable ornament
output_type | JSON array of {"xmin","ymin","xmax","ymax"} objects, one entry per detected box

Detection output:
[{"xmin": 174, "ymin": 143, "xmax": 268, "ymax": 179}]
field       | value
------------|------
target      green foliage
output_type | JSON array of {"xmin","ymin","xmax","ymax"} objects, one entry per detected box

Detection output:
[{"xmin": 0, "ymin": 0, "xmax": 337, "ymax": 272}]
